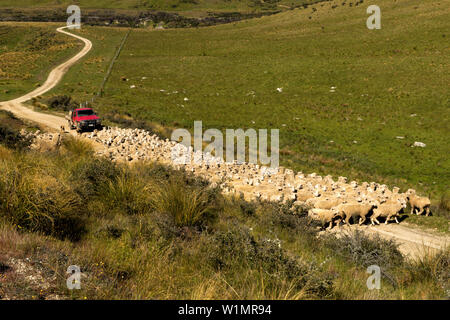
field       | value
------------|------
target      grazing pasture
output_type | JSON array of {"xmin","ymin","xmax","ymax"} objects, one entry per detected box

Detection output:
[
  {"xmin": 38, "ymin": 0, "xmax": 449, "ymax": 199},
  {"xmin": 0, "ymin": 22, "xmax": 81, "ymax": 101},
  {"xmin": 0, "ymin": 0, "xmax": 323, "ymax": 13}
]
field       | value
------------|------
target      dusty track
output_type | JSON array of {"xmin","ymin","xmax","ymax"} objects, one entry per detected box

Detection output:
[
  {"xmin": 1, "ymin": 25, "xmax": 448, "ymax": 259},
  {"xmin": 0, "ymin": 26, "xmax": 92, "ymax": 131}
]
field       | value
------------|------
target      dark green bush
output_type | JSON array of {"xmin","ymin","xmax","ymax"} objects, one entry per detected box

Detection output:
[
  {"xmin": 204, "ymin": 225, "xmax": 333, "ymax": 297},
  {"xmin": 0, "ymin": 123, "xmax": 31, "ymax": 150},
  {"xmin": 259, "ymin": 200, "xmax": 318, "ymax": 239},
  {"xmin": 322, "ymin": 230, "xmax": 404, "ymax": 269},
  {"xmin": 47, "ymin": 95, "xmax": 78, "ymax": 111},
  {"xmin": 70, "ymin": 157, "xmax": 121, "ymax": 201}
]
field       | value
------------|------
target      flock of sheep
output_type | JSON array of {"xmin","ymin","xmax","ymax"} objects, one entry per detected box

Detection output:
[
  {"xmin": 308, "ymin": 188, "xmax": 431, "ymax": 230},
  {"xmin": 25, "ymin": 127, "xmax": 432, "ymax": 232}
]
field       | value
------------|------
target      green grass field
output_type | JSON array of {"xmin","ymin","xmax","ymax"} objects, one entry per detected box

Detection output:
[
  {"xmin": 30, "ymin": 0, "xmax": 448, "ymax": 201},
  {"xmin": 0, "ymin": 22, "xmax": 82, "ymax": 101},
  {"xmin": 0, "ymin": 0, "xmax": 322, "ymax": 14}
]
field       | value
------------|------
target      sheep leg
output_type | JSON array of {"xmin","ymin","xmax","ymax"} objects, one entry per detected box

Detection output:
[
  {"xmin": 359, "ymin": 216, "xmax": 366, "ymax": 225},
  {"xmin": 417, "ymin": 207, "xmax": 424, "ymax": 216},
  {"xmin": 371, "ymin": 213, "xmax": 380, "ymax": 225},
  {"xmin": 395, "ymin": 216, "xmax": 399, "ymax": 224},
  {"xmin": 345, "ymin": 215, "xmax": 351, "ymax": 225},
  {"xmin": 327, "ymin": 221, "xmax": 333, "ymax": 230},
  {"xmin": 410, "ymin": 206, "xmax": 414, "ymax": 215},
  {"xmin": 384, "ymin": 215, "xmax": 391, "ymax": 225},
  {"xmin": 425, "ymin": 207, "xmax": 430, "ymax": 216}
]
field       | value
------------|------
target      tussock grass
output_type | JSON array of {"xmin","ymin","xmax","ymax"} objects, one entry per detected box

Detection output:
[
  {"xmin": 102, "ymin": 169, "xmax": 150, "ymax": 215},
  {"xmin": 0, "ymin": 145, "xmax": 13, "ymax": 160},
  {"xmin": 0, "ymin": 157, "xmax": 85, "ymax": 240},
  {"xmin": 61, "ymin": 135, "xmax": 94, "ymax": 157},
  {"xmin": 148, "ymin": 177, "xmax": 221, "ymax": 228},
  {"xmin": 406, "ymin": 249, "xmax": 449, "ymax": 287}
]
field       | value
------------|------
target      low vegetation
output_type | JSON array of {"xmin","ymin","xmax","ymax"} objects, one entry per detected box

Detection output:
[
  {"xmin": 0, "ymin": 23, "xmax": 81, "ymax": 101},
  {"xmin": 0, "ymin": 1, "xmax": 323, "ymax": 14},
  {"xmin": 0, "ymin": 117, "xmax": 448, "ymax": 299},
  {"xmin": 0, "ymin": 111, "xmax": 33, "ymax": 150}
]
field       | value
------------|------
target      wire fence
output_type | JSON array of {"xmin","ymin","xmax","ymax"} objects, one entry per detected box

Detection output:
[{"xmin": 96, "ymin": 28, "xmax": 132, "ymax": 99}]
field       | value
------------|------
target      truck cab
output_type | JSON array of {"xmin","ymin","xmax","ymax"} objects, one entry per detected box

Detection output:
[{"xmin": 68, "ymin": 108, "xmax": 102, "ymax": 132}]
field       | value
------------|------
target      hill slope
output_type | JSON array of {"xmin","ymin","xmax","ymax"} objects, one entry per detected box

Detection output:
[
  {"xmin": 36, "ymin": 0, "xmax": 450, "ymax": 198},
  {"xmin": 0, "ymin": 0, "xmax": 323, "ymax": 13}
]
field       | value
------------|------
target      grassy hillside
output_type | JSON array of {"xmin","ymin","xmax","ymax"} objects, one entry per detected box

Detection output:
[
  {"xmin": 0, "ymin": 22, "xmax": 82, "ymax": 101},
  {"xmin": 0, "ymin": 0, "xmax": 323, "ymax": 13},
  {"xmin": 35, "ymin": 0, "xmax": 449, "ymax": 199},
  {"xmin": 0, "ymin": 115, "xmax": 448, "ymax": 299},
  {"xmin": 0, "ymin": 22, "xmax": 129, "ymax": 102}
]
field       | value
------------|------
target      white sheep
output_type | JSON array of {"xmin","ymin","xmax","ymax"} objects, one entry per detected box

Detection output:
[
  {"xmin": 371, "ymin": 201, "xmax": 405, "ymax": 225},
  {"xmin": 335, "ymin": 203, "xmax": 375, "ymax": 225},
  {"xmin": 313, "ymin": 198, "xmax": 344, "ymax": 210},
  {"xmin": 308, "ymin": 208, "xmax": 341, "ymax": 230},
  {"xmin": 405, "ymin": 189, "xmax": 431, "ymax": 216}
]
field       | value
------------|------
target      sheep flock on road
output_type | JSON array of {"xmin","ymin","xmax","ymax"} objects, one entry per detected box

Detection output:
[{"xmin": 24, "ymin": 126, "xmax": 432, "ymax": 230}]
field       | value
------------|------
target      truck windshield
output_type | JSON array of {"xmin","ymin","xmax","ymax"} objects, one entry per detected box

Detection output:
[{"xmin": 77, "ymin": 109, "xmax": 95, "ymax": 116}]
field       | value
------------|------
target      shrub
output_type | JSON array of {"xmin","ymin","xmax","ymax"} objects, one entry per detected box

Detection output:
[
  {"xmin": 69, "ymin": 157, "xmax": 121, "ymax": 201},
  {"xmin": 322, "ymin": 230, "xmax": 404, "ymax": 269},
  {"xmin": 436, "ymin": 190, "xmax": 450, "ymax": 219},
  {"xmin": 47, "ymin": 95, "xmax": 77, "ymax": 111},
  {"xmin": 148, "ymin": 177, "xmax": 221, "ymax": 228},
  {"xmin": 101, "ymin": 169, "xmax": 151, "ymax": 215},
  {"xmin": 0, "ymin": 261, "xmax": 11, "ymax": 273},
  {"xmin": 232, "ymin": 194, "xmax": 257, "ymax": 216},
  {"xmin": 320, "ymin": 230, "xmax": 405, "ymax": 289},
  {"xmin": 0, "ymin": 161, "xmax": 86, "ymax": 241},
  {"xmin": 61, "ymin": 135, "xmax": 94, "ymax": 157},
  {"xmin": 406, "ymin": 249, "xmax": 449, "ymax": 290},
  {"xmin": 204, "ymin": 225, "xmax": 333, "ymax": 298},
  {"xmin": 259, "ymin": 200, "xmax": 318, "ymax": 237},
  {"xmin": 0, "ymin": 122, "xmax": 31, "ymax": 150}
]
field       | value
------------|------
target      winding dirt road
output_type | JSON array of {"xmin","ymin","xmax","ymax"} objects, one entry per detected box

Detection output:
[
  {"xmin": 0, "ymin": 26, "xmax": 92, "ymax": 130},
  {"xmin": 0, "ymin": 25, "xmax": 448, "ymax": 259}
]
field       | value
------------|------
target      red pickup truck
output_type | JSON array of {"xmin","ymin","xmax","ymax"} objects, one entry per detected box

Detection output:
[{"xmin": 67, "ymin": 108, "xmax": 102, "ymax": 132}]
